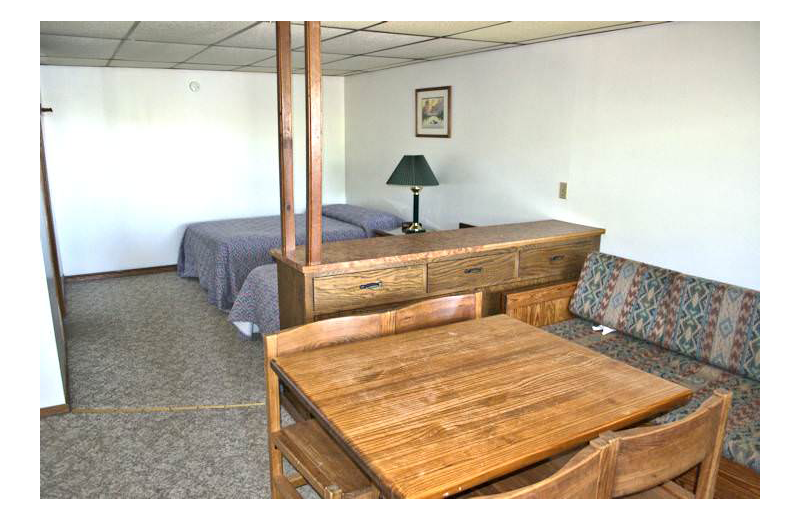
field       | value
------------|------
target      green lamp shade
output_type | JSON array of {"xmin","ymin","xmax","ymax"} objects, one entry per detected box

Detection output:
[{"xmin": 386, "ymin": 155, "xmax": 439, "ymax": 187}]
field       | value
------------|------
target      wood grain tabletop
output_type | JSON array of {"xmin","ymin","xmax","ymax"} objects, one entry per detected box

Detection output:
[{"xmin": 271, "ymin": 314, "xmax": 691, "ymax": 498}]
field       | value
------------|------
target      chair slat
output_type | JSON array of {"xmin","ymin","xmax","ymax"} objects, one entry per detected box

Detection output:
[
  {"xmin": 273, "ymin": 475, "xmax": 303, "ymax": 499},
  {"xmin": 273, "ymin": 420, "xmax": 377, "ymax": 499}
]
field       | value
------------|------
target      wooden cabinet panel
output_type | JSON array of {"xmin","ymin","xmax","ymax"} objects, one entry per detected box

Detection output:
[
  {"xmin": 427, "ymin": 252, "xmax": 516, "ymax": 293},
  {"xmin": 313, "ymin": 265, "xmax": 426, "ymax": 314},
  {"xmin": 503, "ymin": 281, "xmax": 577, "ymax": 327},
  {"xmin": 519, "ymin": 239, "xmax": 596, "ymax": 281}
]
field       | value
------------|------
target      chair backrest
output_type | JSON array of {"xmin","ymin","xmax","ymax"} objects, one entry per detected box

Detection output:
[
  {"xmin": 478, "ymin": 390, "xmax": 730, "ymax": 499},
  {"xmin": 599, "ymin": 389, "xmax": 732, "ymax": 498},
  {"xmin": 265, "ymin": 292, "xmax": 483, "ymax": 358},
  {"xmin": 477, "ymin": 439, "xmax": 619, "ymax": 499}
]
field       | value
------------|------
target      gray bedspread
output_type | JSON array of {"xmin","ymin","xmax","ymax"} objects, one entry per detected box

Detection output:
[
  {"xmin": 228, "ymin": 264, "xmax": 279, "ymax": 338},
  {"xmin": 177, "ymin": 204, "xmax": 402, "ymax": 310}
]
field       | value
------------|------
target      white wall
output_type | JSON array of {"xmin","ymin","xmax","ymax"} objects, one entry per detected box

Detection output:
[
  {"xmin": 40, "ymin": 67, "xmax": 346, "ymax": 276},
  {"xmin": 345, "ymin": 22, "xmax": 760, "ymax": 289},
  {"xmin": 39, "ymin": 242, "xmax": 66, "ymax": 408}
]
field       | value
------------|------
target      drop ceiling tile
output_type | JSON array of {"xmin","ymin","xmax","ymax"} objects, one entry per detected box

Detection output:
[
  {"xmin": 173, "ymin": 63, "xmax": 239, "ymax": 71},
  {"xmin": 425, "ymin": 43, "xmax": 517, "ymax": 61},
  {"xmin": 321, "ymin": 21, "xmax": 381, "ymax": 30},
  {"xmin": 294, "ymin": 66, "xmax": 354, "ymax": 74},
  {"xmin": 130, "ymin": 21, "xmax": 255, "ymax": 45},
  {"xmin": 219, "ymin": 22, "xmax": 351, "ymax": 50},
  {"xmin": 237, "ymin": 66, "xmax": 277, "ymax": 73},
  {"xmin": 40, "ymin": 21, "xmax": 135, "ymax": 39},
  {"xmin": 320, "ymin": 31, "xmax": 430, "ymax": 55},
  {"xmin": 40, "ymin": 35, "xmax": 120, "ymax": 58},
  {"xmin": 324, "ymin": 55, "xmax": 415, "ymax": 71},
  {"xmin": 40, "ymin": 56, "xmax": 109, "ymax": 67},
  {"xmin": 186, "ymin": 46, "xmax": 273, "ymax": 66},
  {"xmin": 293, "ymin": 26, "xmax": 357, "ymax": 49},
  {"xmin": 455, "ymin": 21, "xmax": 632, "ymax": 42},
  {"xmin": 253, "ymin": 52, "xmax": 350, "ymax": 68},
  {"xmin": 368, "ymin": 21, "xmax": 503, "ymax": 37},
  {"xmin": 218, "ymin": 22, "xmax": 295, "ymax": 49},
  {"xmin": 115, "ymin": 40, "xmax": 206, "ymax": 62},
  {"xmin": 108, "ymin": 60, "xmax": 177, "ymax": 69},
  {"xmin": 321, "ymin": 69, "xmax": 352, "ymax": 76},
  {"xmin": 368, "ymin": 37, "xmax": 501, "ymax": 59},
  {"xmin": 517, "ymin": 21, "xmax": 664, "ymax": 43}
]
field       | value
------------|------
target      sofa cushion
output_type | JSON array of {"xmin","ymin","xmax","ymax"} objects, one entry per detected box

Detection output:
[
  {"xmin": 569, "ymin": 252, "xmax": 760, "ymax": 381},
  {"xmin": 543, "ymin": 318, "xmax": 760, "ymax": 472}
]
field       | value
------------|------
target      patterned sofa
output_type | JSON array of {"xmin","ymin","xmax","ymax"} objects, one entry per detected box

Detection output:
[{"xmin": 540, "ymin": 252, "xmax": 760, "ymax": 482}]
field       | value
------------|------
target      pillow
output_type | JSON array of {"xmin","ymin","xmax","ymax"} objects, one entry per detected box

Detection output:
[{"xmin": 321, "ymin": 204, "xmax": 403, "ymax": 237}]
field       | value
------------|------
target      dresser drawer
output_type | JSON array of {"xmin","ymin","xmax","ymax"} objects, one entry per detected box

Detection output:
[
  {"xmin": 518, "ymin": 240, "xmax": 596, "ymax": 281},
  {"xmin": 427, "ymin": 252, "xmax": 516, "ymax": 293},
  {"xmin": 313, "ymin": 265, "xmax": 426, "ymax": 314}
]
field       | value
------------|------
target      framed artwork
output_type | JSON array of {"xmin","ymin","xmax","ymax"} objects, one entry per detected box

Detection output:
[{"xmin": 415, "ymin": 86, "xmax": 451, "ymax": 138}]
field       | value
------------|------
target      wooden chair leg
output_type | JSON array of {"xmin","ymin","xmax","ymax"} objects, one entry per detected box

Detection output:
[{"xmin": 266, "ymin": 335, "xmax": 284, "ymax": 498}]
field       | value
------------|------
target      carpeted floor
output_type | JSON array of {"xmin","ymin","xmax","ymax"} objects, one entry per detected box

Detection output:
[
  {"xmin": 40, "ymin": 272, "xmax": 318, "ymax": 498},
  {"xmin": 63, "ymin": 273, "xmax": 264, "ymax": 408}
]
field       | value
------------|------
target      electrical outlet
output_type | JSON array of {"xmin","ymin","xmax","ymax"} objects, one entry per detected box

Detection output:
[{"xmin": 559, "ymin": 182, "xmax": 568, "ymax": 199}]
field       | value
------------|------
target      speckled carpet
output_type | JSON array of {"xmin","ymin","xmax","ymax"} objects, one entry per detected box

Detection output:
[{"xmin": 40, "ymin": 273, "xmax": 318, "ymax": 498}]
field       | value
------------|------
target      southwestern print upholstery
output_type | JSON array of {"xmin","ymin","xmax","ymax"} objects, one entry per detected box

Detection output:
[
  {"xmin": 569, "ymin": 252, "xmax": 760, "ymax": 381},
  {"xmin": 542, "ymin": 318, "xmax": 760, "ymax": 472}
]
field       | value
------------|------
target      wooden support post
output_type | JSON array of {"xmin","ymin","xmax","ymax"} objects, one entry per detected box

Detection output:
[
  {"xmin": 304, "ymin": 21, "xmax": 323, "ymax": 265},
  {"xmin": 276, "ymin": 21, "xmax": 296, "ymax": 258}
]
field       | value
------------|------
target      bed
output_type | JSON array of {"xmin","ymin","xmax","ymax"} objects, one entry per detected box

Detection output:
[
  {"xmin": 228, "ymin": 264, "xmax": 279, "ymax": 338},
  {"xmin": 177, "ymin": 204, "xmax": 403, "ymax": 310}
]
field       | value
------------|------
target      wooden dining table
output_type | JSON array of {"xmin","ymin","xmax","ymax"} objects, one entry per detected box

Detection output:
[{"xmin": 270, "ymin": 314, "xmax": 692, "ymax": 498}]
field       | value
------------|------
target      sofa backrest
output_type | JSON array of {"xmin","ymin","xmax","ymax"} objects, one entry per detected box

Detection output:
[{"xmin": 569, "ymin": 252, "xmax": 760, "ymax": 381}]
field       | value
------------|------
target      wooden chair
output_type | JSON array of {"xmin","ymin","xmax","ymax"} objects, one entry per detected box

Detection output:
[
  {"xmin": 470, "ymin": 439, "xmax": 619, "ymax": 498},
  {"xmin": 466, "ymin": 390, "xmax": 731, "ymax": 499},
  {"xmin": 264, "ymin": 292, "xmax": 483, "ymax": 499},
  {"xmin": 600, "ymin": 389, "xmax": 732, "ymax": 499}
]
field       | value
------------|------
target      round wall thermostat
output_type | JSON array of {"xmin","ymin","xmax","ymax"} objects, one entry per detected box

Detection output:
[{"xmin": 189, "ymin": 81, "xmax": 200, "ymax": 92}]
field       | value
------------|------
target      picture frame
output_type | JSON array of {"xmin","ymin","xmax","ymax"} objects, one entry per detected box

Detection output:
[{"xmin": 415, "ymin": 86, "xmax": 451, "ymax": 138}]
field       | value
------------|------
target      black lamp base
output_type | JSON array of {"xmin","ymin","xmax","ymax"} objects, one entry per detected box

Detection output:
[{"xmin": 403, "ymin": 186, "xmax": 426, "ymax": 234}]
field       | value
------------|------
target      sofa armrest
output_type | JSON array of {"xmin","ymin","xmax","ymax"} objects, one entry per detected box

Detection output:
[{"xmin": 502, "ymin": 281, "xmax": 577, "ymax": 327}]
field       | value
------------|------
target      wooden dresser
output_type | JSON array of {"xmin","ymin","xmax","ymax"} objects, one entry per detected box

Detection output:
[{"xmin": 270, "ymin": 220, "xmax": 605, "ymax": 328}]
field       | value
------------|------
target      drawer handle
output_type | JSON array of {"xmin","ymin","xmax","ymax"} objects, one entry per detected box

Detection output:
[
  {"xmin": 550, "ymin": 254, "xmax": 566, "ymax": 262},
  {"xmin": 464, "ymin": 267, "xmax": 483, "ymax": 274},
  {"xmin": 359, "ymin": 281, "xmax": 383, "ymax": 290}
]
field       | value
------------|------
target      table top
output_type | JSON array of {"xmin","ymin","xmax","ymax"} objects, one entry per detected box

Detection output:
[{"xmin": 271, "ymin": 314, "xmax": 691, "ymax": 498}]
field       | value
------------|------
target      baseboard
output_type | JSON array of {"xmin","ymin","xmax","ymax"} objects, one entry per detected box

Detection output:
[
  {"xmin": 65, "ymin": 264, "xmax": 177, "ymax": 282},
  {"xmin": 40, "ymin": 404, "xmax": 70, "ymax": 418}
]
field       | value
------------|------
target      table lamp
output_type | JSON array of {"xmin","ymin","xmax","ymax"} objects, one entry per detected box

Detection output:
[{"xmin": 386, "ymin": 155, "xmax": 439, "ymax": 233}]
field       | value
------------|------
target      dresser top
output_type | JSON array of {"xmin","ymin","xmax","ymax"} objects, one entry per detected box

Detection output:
[{"xmin": 271, "ymin": 220, "xmax": 605, "ymax": 275}]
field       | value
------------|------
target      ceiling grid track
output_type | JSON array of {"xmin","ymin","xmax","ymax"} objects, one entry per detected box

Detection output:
[{"xmin": 41, "ymin": 21, "xmax": 668, "ymax": 76}]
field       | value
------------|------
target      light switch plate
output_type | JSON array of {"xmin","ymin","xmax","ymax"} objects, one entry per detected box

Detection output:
[{"xmin": 559, "ymin": 182, "xmax": 567, "ymax": 199}]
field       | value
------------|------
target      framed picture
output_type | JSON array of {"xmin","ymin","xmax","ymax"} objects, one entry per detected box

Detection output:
[{"xmin": 415, "ymin": 86, "xmax": 451, "ymax": 138}]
